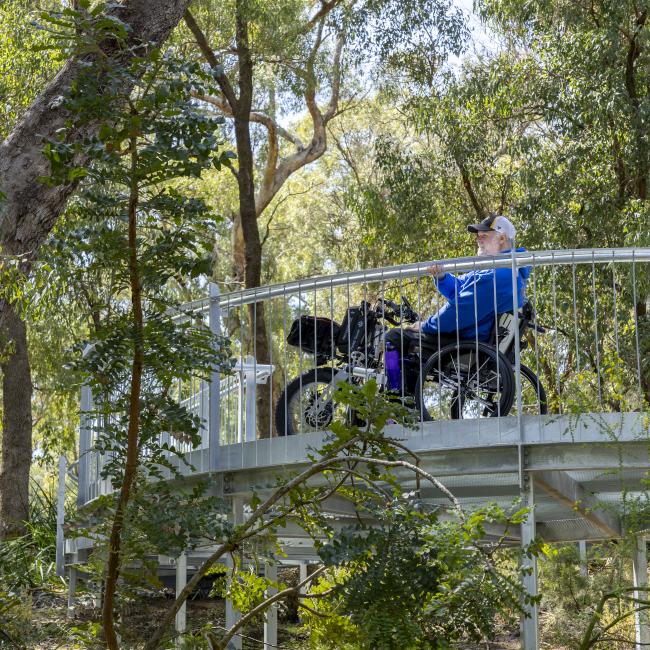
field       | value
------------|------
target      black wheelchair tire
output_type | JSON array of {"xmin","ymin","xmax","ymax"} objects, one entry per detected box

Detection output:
[
  {"xmin": 275, "ymin": 367, "xmax": 340, "ymax": 436},
  {"xmin": 515, "ymin": 363, "xmax": 548, "ymax": 415},
  {"xmin": 415, "ymin": 342, "xmax": 516, "ymax": 421}
]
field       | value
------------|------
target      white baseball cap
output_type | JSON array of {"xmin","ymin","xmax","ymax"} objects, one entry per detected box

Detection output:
[{"xmin": 467, "ymin": 214, "xmax": 516, "ymax": 240}]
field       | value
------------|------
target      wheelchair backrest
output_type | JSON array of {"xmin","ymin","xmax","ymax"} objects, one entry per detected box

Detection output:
[
  {"xmin": 491, "ymin": 300, "xmax": 534, "ymax": 356},
  {"xmin": 494, "ymin": 312, "xmax": 517, "ymax": 356}
]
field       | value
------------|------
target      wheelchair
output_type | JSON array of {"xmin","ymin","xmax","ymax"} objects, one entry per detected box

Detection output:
[
  {"xmin": 413, "ymin": 301, "xmax": 548, "ymax": 420},
  {"xmin": 277, "ymin": 298, "xmax": 547, "ymax": 435}
]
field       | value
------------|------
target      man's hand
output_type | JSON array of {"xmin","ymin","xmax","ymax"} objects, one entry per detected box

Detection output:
[
  {"xmin": 405, "ymin": 322, "xmax": 422, "ymax": 331},
  {"xmin": 426, "ymin": 264, "xmax": 446, "ymax": 279}
]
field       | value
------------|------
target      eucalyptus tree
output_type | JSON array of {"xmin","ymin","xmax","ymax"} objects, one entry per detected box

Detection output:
[
  {"xmin": 0, "ymin": 0, "xmax": 193, "ymax": 540},
  {"xmin": 33, "ymin": 12, "xmax": 237, "ymax": 644},
  {"xmin": 181, "ymin": 0, "xmax": 466, "ymax": 433}
]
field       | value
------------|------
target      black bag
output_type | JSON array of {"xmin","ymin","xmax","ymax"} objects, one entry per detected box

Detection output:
[
  {"xmin": 336, "ymin": 302, "xmax": 375, "ymax": 355},
  {"xmin": 286, "ymin": 315, "xmax": 340, "ymax": 359}
]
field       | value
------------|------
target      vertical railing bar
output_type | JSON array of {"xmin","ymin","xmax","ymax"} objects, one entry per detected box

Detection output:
[
  {"xmin": 398, "ymin": 271, "xmax": 404, "ymax": 419},
  {"xmin": 240, "ymin": 285, "xmax": 245, "ymax": 468},
  {"xmin": 612, "ymin": 252, "xmax": 620, "ymax": 357},
  {"xmin": 329, "ymin": 277, "xmax": 335, "ymax": 435},
  {"xmin": 632, "ymin": 252, "xmax": 643, "ymax": 410},
  {"xmin": 78, "ymin": 381, "xmax": 92, "ymax": 506},
  {"xmin": 472, "ymin": 257, "xmax": 480, "ymax": 436},
  {"xmin": 416, "ymin": 267, "xmax": 423, "ymax": 436},
  {"xmin": 268, "ymin": 294, "xmax": 274, "ymax": 448},
  {"xmin": 209, "ymin": 282, "xmax": 221, "ymax": 472},
  {"xmin": 572, "ymin": 253, "xmax": 580, "ymax": 374},
  {"xmin": 531, "ymin": 259, "xmax": 542, "ymax": 432},
  {"xmin": 298, "ymin": 279, "xmax": 303, "ymax": 437},
  {"xmin": 453, "ymin": 259, "xmax": 460, "ymax": 428},
  {"xmin": 436, "ymin": 265, "xmax": 443, "ymax": 440},
  {"xmin": 282, "ymin": 280, "xmax": 288, "ymax": 448},
  {"xmin": 492, "ymin": 261, "xmax": 501, "ymax": 439},
  {"xmin": 551, "ymin": 253, "xmax": 561, "ymax": 414},
  {"xmin": 591, "ymin": 252, "xmax": 602, "ymax": 407},
  {"xmin": 510, "ymin": 244, "xmax": 523, "ymax": 490},
  {"xmin": 346, "ymin": 276, "xmax": 352, "ymax": 424},
  {"xmin": 227, "ymin": 294, "xmax": 232, "ymax": 454},
  {"xmin": 313, "ymin": 282, "xmax": 318, "ymax": 436},
  {"xmin": 398, "ymin": 270, "xmax": 405, "ymax": 435},
  {"xmin": 253, "ymin": 287, "xmax": 258, "ymax": 465}
]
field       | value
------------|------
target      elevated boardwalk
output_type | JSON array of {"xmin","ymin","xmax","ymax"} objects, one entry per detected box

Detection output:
[{"xmin": 61, "ymin": 248, "xmax": 650, "ymax": 649}]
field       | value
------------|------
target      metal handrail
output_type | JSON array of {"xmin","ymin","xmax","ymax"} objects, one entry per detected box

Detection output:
[{"xmin": 201, "ymin": 248, "xmax": 650, "ymax": 311}]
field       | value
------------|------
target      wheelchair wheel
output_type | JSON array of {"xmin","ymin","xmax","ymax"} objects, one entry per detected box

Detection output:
[
  {"xmin": 415, "ymin": 342, "xmax": 515, "ymax": 420},
  {"xmin": 509, "ymin": 363, "xmax": 548, "ymax": 416},
  {"xmin": 275, "ymin": 367, "xmax": 351, "ymax": 436}
]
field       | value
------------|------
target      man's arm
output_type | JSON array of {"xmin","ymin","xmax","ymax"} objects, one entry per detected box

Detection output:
[
  {"xmin": 426, "ymin": 264, "xmax": 461, "ymax": 301},
  {"xmin": 421, "ymin": 270, "xmax": 503, "ymax": 336}
]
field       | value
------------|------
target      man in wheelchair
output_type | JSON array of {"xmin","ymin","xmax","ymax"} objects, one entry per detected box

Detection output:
[{"xmin": 384, "ymin": 214, "xmax": 531, "ymax": 396}]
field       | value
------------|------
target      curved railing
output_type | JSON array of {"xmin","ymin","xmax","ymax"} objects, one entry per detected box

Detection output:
[{"xmin": 76, "ymin": 248, "xmax": 650, "ymax": 504}]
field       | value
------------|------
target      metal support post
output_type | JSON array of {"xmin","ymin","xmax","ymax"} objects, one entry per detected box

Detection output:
[
  {"xmin": 510, "ymin": 244, "xmax": 525, "ymax": 491},
  {"xmin": 264, "ymin": 561, "xmax": 278, "ymax": 649},
  {"xmin": 297, "ymin": 562, "xmax": 309, "ymax": 621},
  {"xmin": 578, "ymin": 540, "xmax": 588, "ymax": 578},
  {"xmin": 226, "ymin": 498, "xmax": 244, "ymax": 650},
  {"xmin": 175, "ymin": 552, "xmax": 188, "ymax": 648},
  {"xmin": 520, "ymin": 479, "xmax": 538, "ymax": 650},
  {"xmin": 56, "ymin": 455, "xmax": 67, "ymax": 577},
  {"xmin": 633, "ymin": 536, "xmax": 650, "ymax": 649},
  {"xmin": 92, "ymin": 581, "xmax": 103, "ymax": 610},
  {"xmin": 209, "ymin": 282, "xmax": 221, "ymax": 470},
  {"xmin": 299, "ymin": 562, "xmax": 308, "ymax": 592},
  {"xmin": 244, "ymin": 355, "xmax": 257, "ymax": 442},
  {"xmin": 78, "ymin": 383, "xmax": 92, "ymax": 506},
  {"xmin": 67, "ymin": 566, "xmax": 77, "ymax": 617}
]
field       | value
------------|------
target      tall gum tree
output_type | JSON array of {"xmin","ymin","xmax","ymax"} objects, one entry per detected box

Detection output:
[
  {"xmin": 183, "ymin": 0, "xmax": 466, "ymax": 435},
  {"xmin": 183, "ymin": 0, "xmax": 347, "ymax": 435},
  {"xmin": 0, "ymin": 0, "xmax": 193, "ymax": 539}
]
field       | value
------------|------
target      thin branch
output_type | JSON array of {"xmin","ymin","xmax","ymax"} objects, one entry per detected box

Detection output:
[
  {"xmin": 323, "ymin": 30, "xmax": 345, "ymax": 121},
  {"xmin": 196, "ymin": 94, "xmax": 305, "ymax": 149},
  {"xmin": 216, "ymin": 566, "xmax": 329, "ymax": 648},
  {"xmin": 184, "ymin": 10, "xmax": 238, "ymax": 111}
]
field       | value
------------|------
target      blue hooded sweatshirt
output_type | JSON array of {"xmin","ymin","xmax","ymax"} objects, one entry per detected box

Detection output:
[{"xmin": 421, "ymin": 248, "xmax": 531, "ymax": 343}]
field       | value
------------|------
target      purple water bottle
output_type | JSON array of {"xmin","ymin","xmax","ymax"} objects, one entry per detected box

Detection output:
[{"xmin": 385, "ymin": 345, "xmax": 401, "ymax": 392}]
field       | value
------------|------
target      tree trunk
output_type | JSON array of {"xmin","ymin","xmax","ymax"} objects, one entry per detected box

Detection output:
[
  {"xmin": 0, "ymin": 298, "xmax": 32, "ymax": 538},
  {"xmin": 102, "ymin": 135, "xmax": 144, "ymax": 650},
  {"xmin": 0, "ymin": 0, "xmax": 192, "ymax": 541},
  {"xmin": 233, "ymin": 1, "xmax": 272, "ymax": 438}
]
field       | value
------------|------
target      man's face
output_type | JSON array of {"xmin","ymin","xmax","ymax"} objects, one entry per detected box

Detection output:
[{"xmin": 476, "ymin": 231, "xmax": 506, "ymax": 256}]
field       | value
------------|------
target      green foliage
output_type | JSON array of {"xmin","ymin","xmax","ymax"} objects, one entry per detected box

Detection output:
[
  {"xmin": 27, "ymin": 9, "xmax": 237, "ymax": 631},
  {"xmin": 310, "ymin": 497, "xmax": 534, "ymax": 649},
  {"xmin": 0, "ymin": 480, "xmax": 73, "ymax": 648},
  {"xmin": 538, "ymin": 540, "xmax": 641, "ymax": 648},
  {"xmin": 0, "ymin": 0, "xmax": 60, "ymax": 138}
]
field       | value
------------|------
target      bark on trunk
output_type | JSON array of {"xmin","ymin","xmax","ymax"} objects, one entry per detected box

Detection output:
[
  {"xmin": 0, "ymin": 0, "xmax": 191, "ymax": 541},
  {"xmin": 102, "ymin": 135, "xmax": 144, "ymax": 650},
  {"xmin": 233, "ymin": 2, "xmax": 272, "ymax": 437},
  {"xmin": 0, "ymin": 299, "xmax": 32, "ymax": 538}
]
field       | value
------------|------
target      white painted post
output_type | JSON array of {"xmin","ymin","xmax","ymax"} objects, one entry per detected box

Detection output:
[
  {"xmin": 264, "ymin": 562, "xmax": 278, "ymax": 649},
  {"xmin": 633, "ymin": 536, "xmax": 650, "ymax": 649},
  {"xmin": 56, "ymin": 455, "xmax": 67, "ymax": 577},
  {"xmin": 67, "ymin": 566, "xmax": 77, "ymax": 617},
  {"xmin": 244, "ymin": 355, "xmax": 257, "ymax": 442},
  {"xmin": 579, "ymin": 540, "xmax": 588, "ymax": 578},
  {"xmin": 297, "ymin": 562, "xmax": 309, "ymax": 622},
  {"xmin": 520, "ymin": 480, "xmax": 538, "ymax": 650},
  {"xmin": 237, "ymin": 368, "xmax": 245, "ymax": 444},
  {"xmin": 299, "ymin": 562, "xmax": 308, "ymax": 592},
  {"xmin": 226, "ymin": 498, "xmax": 244, "ymax": 650},
  {"xmin": 175, "ymin": 552, "xmax": 188, "ymax": 648},
  {"xmin": 78, "ymin": 383, "xmax": 92, "ymax": 506},
  {"xmin": 209, "ymin": 282, "xmax": 221, "ymax": 469}
]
